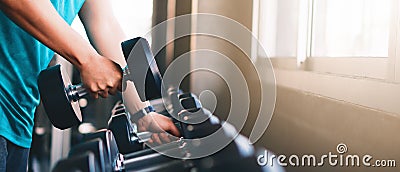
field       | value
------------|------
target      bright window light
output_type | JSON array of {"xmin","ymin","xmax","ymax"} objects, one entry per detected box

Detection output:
[
  {"xmin": 258, "ymin": 0, "xmax": 299, "ymax": 58},
  {"xmin": 312, "ymin": 0, "xmax": 392, "ymax": 57},
  {"xmin": 71, "ymin": 0, "xmax": 153, "ymax": 43},
  {"xmin": 258, "ymin": 0, "xmax": 392, "ymax": 58}
]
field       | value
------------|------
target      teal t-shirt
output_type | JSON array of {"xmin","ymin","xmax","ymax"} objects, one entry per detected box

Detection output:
[{"xmin": 0, "ymin": 0, "xmax": 85, "ymax": 148}]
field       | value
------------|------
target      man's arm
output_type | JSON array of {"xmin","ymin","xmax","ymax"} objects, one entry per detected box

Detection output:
[
  {"xmin": 78, "ymin": 0, "xmax": 147, "ymax": 110},
  {"xmin": 78, "ymin": 0, "xmax": 180, "ymax": 139},
  {"xmin": 78, "ymin": 0, "xmax": 127, "ymax": 67},
  {"xmin": 0, "ymin": 0, "xmax": 121, "ymax": 98}
]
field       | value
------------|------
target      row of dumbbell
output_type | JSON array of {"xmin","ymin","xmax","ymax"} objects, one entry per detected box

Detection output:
[
  {"xmin": 52, "ymin": 90, "xmax": 284, "ymax": 172},
  {"xmin": 51, "ymin": 89, "xmax": 209, "ymax": 171},
  {"xmin": 107, "ymin": 88, "xmax": 208, "ymax": 154}
]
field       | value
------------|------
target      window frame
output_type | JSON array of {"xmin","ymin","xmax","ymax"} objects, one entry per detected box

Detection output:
[
  {"xmin": 255, "ymin": 0, "xmax": 400, "ymax": 82},
  {"xmin": 252, "ymin": 0, "xmax": 400, "ymax": 115}
]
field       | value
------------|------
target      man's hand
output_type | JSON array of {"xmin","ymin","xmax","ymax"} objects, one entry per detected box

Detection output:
[
  {"xmin": 137, "ymin": 112, "xmax": 181, "ymax": 145},
  {"xmin": 79, "ymin": 54, "xmax": 122, "ymax": 98}
]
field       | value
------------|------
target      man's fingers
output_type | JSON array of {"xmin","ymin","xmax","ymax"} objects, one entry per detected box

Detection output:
[
  {"xmin": 147, "ymin": 138, "xmax": 153, "ymax": 145},
  {"xmin": 168, "ymin": 122, "xmax": 181, "ymax": 137},
  {"xmin": 159, "ymin": 133, "xmax": 171, "ymax": 143},
  {"xmin": 87, "ymin": 85, "xmax": 112, "ymax": 98},
  {"xmin": 151, "ymin": 134, "xmax": 162, "ymax": 145},
  {"xmin": 137, "ymin": 119, "xmax": 148, "ymax": 132},
  {"xmin": 137, "ymin": 114, "xmax": 181, "ymax": 138}
]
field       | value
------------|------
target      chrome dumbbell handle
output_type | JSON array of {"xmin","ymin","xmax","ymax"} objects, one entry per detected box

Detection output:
[
  {"xmin": 132, "ymin": 131, "xmax": 153, "ymax": 143},
  {"xmin": 66, "ymin": 84, "xmax": 88, "ymax": 102}
]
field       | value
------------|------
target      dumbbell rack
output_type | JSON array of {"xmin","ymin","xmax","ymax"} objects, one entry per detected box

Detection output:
[{"xmin": 52, "ymin": 89, "xmax": 285, "ymax": 172}]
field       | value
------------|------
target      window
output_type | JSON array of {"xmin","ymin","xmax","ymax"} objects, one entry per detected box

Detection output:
[
  {"xmin": 254, "ymin": 0, "xmax": 400, "ymax": 114},
  {"xmin": 256, "ymin": 0, "xmax": 398, "ymax": 80},
  {"xmin": 72, "ymin": 0, "xmax": 153, "ymax": 43},
  {"xmin": 258, "ymin": 0, "xmax": 299, "ymax": 58},
  {"xmin": 311, "ymin": 0, "xmax": 392, "ymax": 57}
]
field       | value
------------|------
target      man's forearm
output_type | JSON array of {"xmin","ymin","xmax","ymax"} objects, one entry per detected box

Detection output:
[
  {"xmin": 79, "ymin": 0, "xmax": 147, "ymax": 111},
  {"xmin": 0, "ymin": 0, "xmax": 99, "ymax": 69},
  {"xmin": 79, "ymin": 0, "xmax": 127, "ymax": 67}
]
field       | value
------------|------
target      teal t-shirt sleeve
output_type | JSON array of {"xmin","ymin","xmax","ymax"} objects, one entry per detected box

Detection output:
[
  {"xmin": 0, "ymin": 0, "xmax": 85, "ymax": 148},
  {"xmin": 52, "ymin": 0, "xmax": 86, "ymax": 24}
]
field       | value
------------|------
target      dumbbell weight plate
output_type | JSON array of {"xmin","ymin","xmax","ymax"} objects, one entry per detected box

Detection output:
[
  {"xmin": 38, "ymin": 65, "xmax": 82, "ymax": 130},
  {"xmin": 68, "ymin": 138, "xmax": 112, "ymax": 172},
  {"xmin": 82, "ymin": 129, "xmax": 121, "ymax": 169},
  {"xmin": 180, "ymin": 96, "xmax": 202, "ymax": 112},
  {"xmin": 52, "ymin": 151, "xmax": 100, "ymax": 172},
  {"xmin": 108, "ymin": 113, "xmax": 145, "ymax": 154},
  {"xmin": 121, "ymin": 37, "xmax": 162, "ymax": 102}
]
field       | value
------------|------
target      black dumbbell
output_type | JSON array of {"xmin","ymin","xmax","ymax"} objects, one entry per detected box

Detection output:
[
  {"xmin": 108, "ymin": 111, "xmax": 181, "ymax": 154},
  {"xmin": 38, "ymin": 37, "xmax": 154, "ymax": 130},
  {"xmin": 191, "ymin": 135, "xmax": 265, "ymax": 172},
  {"xmin": 62, "ymin": 124, "xmax": 276, "ymax": 172},
  {"xmin": 68, "ymin": 138, "xmax": 112, "ymax": 172},
  {"xmin": 61, "ymin": 130, "xmax": 183, "ymax": 172},
  {"xmin": 188, "ymin": 133, "xmax": 285, "ymax": 172},
  {"xmin": 180, "ymin": 96, "xmax": 202, "ymax": 112},
  {"xmin": 107, "ymin": 106, "xmax": 209, "ymax": 155},
  {"xmin": 107, "ymin": 113, "xmax": 149, "ymax": 154},
  {"xmin": 69, "ymin": 132, "xmax": 139, "ymax": 172},
  {"xmin": 81, "ymin": 129, "xmax": 122, "ymax": 170},
  {"xmin": 178, "ymin": 108, "xmax": 221, "ymax": 139},
  {"xmin": 37, "ymin": 65, "xmax": 84, "ymax": 130},
  {"xmin": 150, "ymin": 89, "xmax": 202, "ymax": 118},
  {"xmin": 38, "ymin": 62, "xmax": 129, "ymax": 130},
  {"xmin": 111, "ymin": 101, "xmax": 126, "ymax": 116},
  {"xmin": 122, "ymin": 37, "xmax": 163, "ymax": 101},
  {"xmin": 106, "ymin": 90, "xmax": 203, "ymax": 153},
  {"xmin": 65, "ymin": 129, "xmax": 187, "ymax": 172},
  {"xmin": 52, "ymin": 151, "xmax": 100, "ymax": 172}
]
